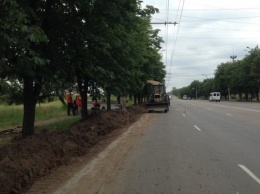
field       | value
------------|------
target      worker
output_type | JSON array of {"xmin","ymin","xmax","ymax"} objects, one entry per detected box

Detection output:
[
  {"xmin": 75, "ymin": 92, "xmax": 82, "ymax": 115},
  {"xmin": 93, "ymin": 99, "xmax": 100, "ymax": 110},
  {"xmin": 73, "ymin": 99, "xmax": 78, "ymax": 115},
  {"xmin": 66, "ymin": 89, "xmax": 75, "ymax": 116}
]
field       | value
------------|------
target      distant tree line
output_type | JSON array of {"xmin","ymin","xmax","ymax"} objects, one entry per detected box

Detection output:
[
  {"xmin": 172, "ymin": 46, "xmax": 260, "ymax": 101},
  {"xmin": 0, "ymin": 0, "xmax": 166, "ymax": 137}
]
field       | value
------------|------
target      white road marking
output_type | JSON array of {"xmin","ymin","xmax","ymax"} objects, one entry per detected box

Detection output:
[
  {"xmin": 226, "ymin": 113, "xmax": 233, "ymax": 116},
  {"xmin": 182, "ymin": 114, "xmax": 186, "ymax": 117},
  {"xmin": 238, "ymin": 164, "xmax": 260, "ymax": 185},
  {"xmin": 194, "ymin": 125, "xmax": 201, "ymax": 131},
  {"xmin": 207, "ymin": 108, "xmax": 212, "ymax": 111}
]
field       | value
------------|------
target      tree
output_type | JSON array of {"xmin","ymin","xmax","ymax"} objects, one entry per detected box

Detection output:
[
  {"xmin": 200, "ymin": 78, "xmax": 214, "ymax": 99},
  {"xmin": 1, "ymin": 0, "xmax": 166, "ymax": 137},
  {"xmin": 0, "ymin": 0, "xmax": 50, "ymax": 137},
  {"xmin": 214, "ymin": 62, "xmax": 231, "ymax": 100},
  {"xmin": 245, "ymin": 46, "xmax": 260, "ymax": 100}
]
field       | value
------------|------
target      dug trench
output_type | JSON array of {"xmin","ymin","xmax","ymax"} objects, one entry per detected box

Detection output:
[{"xmin": 0, "ymin": 106, "xmax": 151, "ymax": 194}]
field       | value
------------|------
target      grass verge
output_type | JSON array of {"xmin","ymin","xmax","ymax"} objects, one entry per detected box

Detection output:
[
  {"xmin": 0, "ymin": 116, "xmax": 80, "ymax": 147},
  {"xmin": 35, "ymin": 116, "xmax": 80, "ymax": 133},
  {"xmin": 0, "ymin": 101, "xmax": 66, "ymax": 130}
]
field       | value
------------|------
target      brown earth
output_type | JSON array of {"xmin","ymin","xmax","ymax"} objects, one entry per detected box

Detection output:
[{"xmin": 0, "ymin": 106, "xmax": 146, "ymax": 194}]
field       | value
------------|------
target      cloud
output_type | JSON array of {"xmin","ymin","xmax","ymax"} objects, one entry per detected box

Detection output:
[{"xmin": 142, "ymin": 0, "xmax": 260, "ymax": 90}]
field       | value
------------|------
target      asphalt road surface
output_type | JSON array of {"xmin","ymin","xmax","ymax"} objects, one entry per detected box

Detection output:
[{"xmin": 53, "ymin": 97, "xmax": 260, "ymax": 194}]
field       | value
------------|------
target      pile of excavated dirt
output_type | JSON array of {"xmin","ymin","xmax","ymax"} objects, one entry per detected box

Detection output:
[{"xmin": 0, "ymin": 106, "xmax": 145, "ymax": 194}]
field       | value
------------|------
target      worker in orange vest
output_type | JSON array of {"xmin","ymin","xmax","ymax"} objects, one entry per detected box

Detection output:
[
  {"xmin": 93, "ymin": 99, "xmax": 100, "ymax": 110},
  {"xmin": 75, "ymin": 92, "xmax": 82, "ymax": 115},
  {"xmin": 66, "ymin": 89, "xmax": 75, "ymax": 116}
]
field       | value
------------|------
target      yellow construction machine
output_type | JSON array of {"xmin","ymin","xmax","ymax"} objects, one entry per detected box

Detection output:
[{"xmin": 145, "ymin": 80, "xmax": 170, "ymax": 113}]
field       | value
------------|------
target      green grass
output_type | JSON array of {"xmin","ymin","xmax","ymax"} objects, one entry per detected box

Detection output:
[
  {"xmin": 0, "ymin": 101, "xmax": 80, "ymax": 147},
  {"xmin": 35, "ymin": 116, "xmax": 80, "ymax": 133},
  {"xmin": 0, "ymin": 101, "xmax": 67, "ymax": 130},
  {"xmin": 0, "ymin": 104, "xmax": 23, "ymax": 129},
  {"xmin": 35, "ymin": 101, "xmax": 66, "ymax": 121},
  {"xmin": 0, "ymin": 116, "xmax": 80, "ymax": 147}
]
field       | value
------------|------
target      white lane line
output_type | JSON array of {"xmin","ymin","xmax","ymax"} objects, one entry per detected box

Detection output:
[
  {"xmin": 207, "ymin": 108, "xmax": 212, "ymax": 111},
  {"xmin": 194, "ymin": 125, "xmax": 201, "ymax": 131},
  {"xmin": 226, "ymin": 113, "xmax": 233, "ymax": 116},
  {"xmin": 182, "ymin": 114, "xmax": 186, "ymax": 117},
  {"xmin": 238, "ymin": 164, "xmax": 260, "ymax": 185}
]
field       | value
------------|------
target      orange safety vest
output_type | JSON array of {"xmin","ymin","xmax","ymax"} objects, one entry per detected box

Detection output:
[
  {"xmin": 93, "ymin": 101, "xmax": 100, "ymax": 108},
  {"xmin": 66, "ymin": 92, "xmax": 73, "ymax": 103},
  {"xmin": 75, "ymin": 94, "xmax": 82, "ymax": 106}
]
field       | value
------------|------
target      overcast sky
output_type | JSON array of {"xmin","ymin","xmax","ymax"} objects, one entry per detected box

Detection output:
[{"xmin": 141, "ymin": 0, "xmax": 260, "ymax": 91}]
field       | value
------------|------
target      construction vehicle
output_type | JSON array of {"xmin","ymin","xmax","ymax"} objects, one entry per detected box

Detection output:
[{"xmin": 144, "ymin": 80, "xmax": 170, "ymax": 113}]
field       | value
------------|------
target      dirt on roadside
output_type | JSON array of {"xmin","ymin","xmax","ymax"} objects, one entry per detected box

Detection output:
[{"xmin": 0, "ymin": 106, "xmax": 146, "ymax": 194}]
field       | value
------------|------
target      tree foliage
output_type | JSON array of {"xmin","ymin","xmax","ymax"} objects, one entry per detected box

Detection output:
[
  {"xmin": 1, "ymin": 0, "xmax": 166, "ymax": 137},
  {"xmin": 172, "ymin": 46, "xmax": 260, "ymax": 101}
]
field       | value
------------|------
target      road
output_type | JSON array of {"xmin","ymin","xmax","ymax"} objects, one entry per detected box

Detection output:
[{"xmin": 52, "ymin": 97, "xmax": 260, "ymax": 194}]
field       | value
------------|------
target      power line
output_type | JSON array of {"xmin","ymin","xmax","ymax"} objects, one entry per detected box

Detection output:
[
  {"xmin": 150, "ymin": 22, "xmax": 178, "ymax": 25},
  {"xmin": 178, "ymin": 25, "xmax": 260, "ymax": 33},
  {"xmin": 166, "ymin": 0, "xmax": 186, "ymax": 89},
  {"xmin": 177, "ymin": 37, "xmax": 260, "ymax": 39},
  {"xmin": 157, "ymin": 8, "xmax": 260, "ymax": 11}
]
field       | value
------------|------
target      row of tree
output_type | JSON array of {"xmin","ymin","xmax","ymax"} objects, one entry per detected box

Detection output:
[
  {"xmin": 173, "ymin": 46, "xmax": 260, "ymax": 100},
  {"xmin": 0, "ymin": 0, "xmax": 166, "ymax": 137}
]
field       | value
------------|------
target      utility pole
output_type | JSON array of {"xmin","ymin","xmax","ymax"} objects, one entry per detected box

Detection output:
[
  {"xmin": 230, "ymin": 55, "xmax": 237, "ymax": 63},
  {"xmin": 193, "ymin": 86, "xmax": 197, "ymax": 100},
  {"xmin": 228, "ymin": 54, "xmax": 236, "ymax": 100},
  {"xmin": 196, "ymin": 85, "xmax": 197, "ymax": 100}
]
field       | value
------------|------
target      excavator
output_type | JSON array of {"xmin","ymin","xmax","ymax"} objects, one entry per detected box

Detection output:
[{"xmin": 145, "ymin": 80, "xmax": 170, "ymax": 113}]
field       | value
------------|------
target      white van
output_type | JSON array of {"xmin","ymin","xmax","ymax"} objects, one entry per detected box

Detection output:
[
  {"xmin": 209, "ymin": 92, "xmax": 221, "ymax": 102},
  {"xmin": 183, "ymin": 95, "xmax": 188, "ymax": 100}
]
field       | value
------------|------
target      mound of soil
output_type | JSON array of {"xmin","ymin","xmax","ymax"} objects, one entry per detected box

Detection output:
[{"xmin": 0, "ymin": 106, "xmax": 145, "ymax": 194}]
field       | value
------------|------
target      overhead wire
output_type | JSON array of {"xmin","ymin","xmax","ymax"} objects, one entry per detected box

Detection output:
[
  {"xmin": 165, "ymin": 0, "xmax": 181, "ymax": 87},
  {"xmin": 151, "ymin": 2, "xmax": 260, "ymax": 89},
  {"xmin": 166, "ymin": 0, "xmax": 186, "ymax": 89},
  {"xmin": 164, "ymin": 0, "xmax": 170, "ymax": 86}
]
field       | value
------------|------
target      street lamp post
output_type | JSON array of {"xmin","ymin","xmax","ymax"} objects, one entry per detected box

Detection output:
[
  {"xmin": 228, "ymin": 54, "xmax": 237, "ymax": 100},
  {"xmin": 193, "ymin": 86, "xmax": 197, "ymax": 100},
  {"xmin": 196, "ymin": 86, "xmax": 197, "ymax": 100},
  {"xmin": 230, "ymin": 55, "xmax": 237, "ymax": 63}
]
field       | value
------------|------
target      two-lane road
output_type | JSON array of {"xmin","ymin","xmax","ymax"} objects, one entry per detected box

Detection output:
[
  {"xmin": 52, "ymin": 98, "xmax": 260, "ymax": 194},
  {"xmin": 172, "ymin": 98, "xmax": 260, "ymax": 193}
]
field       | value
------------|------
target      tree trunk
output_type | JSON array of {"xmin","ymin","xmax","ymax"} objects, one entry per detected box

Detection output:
[
  {"xmin": 22, "ymin": 77, "xmax": 39, "ymax": 137},
  {"xmin": 137, "ymin": 93, "xmax": 141, "ymax": 104},
  {"xmin": 134, "ymin": 94, "xmax": 137, "ymax": 105},
  {"xmin": 58, "ymin": 94, "xmax": 66, "ymax": 106},
  {"xmin": 117, "ymin": 95, "xmax": 120, "ymax": 104},
  {"xmin": 77, "ymin": 77, "xmax": 89, "ymax": 121},
  {"xmin": 106, "ymin": 88, "xmax": 111, "ymax": 110},
  {"xmin": 239, "ymin": 93, "xmax": 242, "ymax": 100},
  {"xmin": 245, "ymin": 92, "xmax": 248, "ymax": 100},
  {"xmin": 257, "ymin": 88, "xmax": 260, "ymax": 101}
]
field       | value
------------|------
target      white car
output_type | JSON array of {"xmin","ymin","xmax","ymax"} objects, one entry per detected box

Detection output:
[
  {"xmin": 183, "ymin": 95, "xmax": 187, "ymax": 100},
  {"xmin": 209, "ymin": 92, "xmax": 221, "ymax": 102}
]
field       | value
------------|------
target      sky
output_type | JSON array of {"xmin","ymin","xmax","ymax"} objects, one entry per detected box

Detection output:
[{"xmin": 141, "ymin": 0, "xmax": 260, "ymax": 91}]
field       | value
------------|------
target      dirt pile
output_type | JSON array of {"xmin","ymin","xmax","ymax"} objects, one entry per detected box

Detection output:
[{"xmin": 0, "ymin": 106, "xmax": 145, "ymax": 194}]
